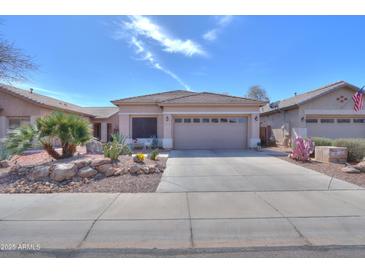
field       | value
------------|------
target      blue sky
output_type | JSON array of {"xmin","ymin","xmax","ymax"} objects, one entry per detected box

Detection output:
[{"xmin": 1, "ymin": 16, "xmax": 365, "ymax": 106}]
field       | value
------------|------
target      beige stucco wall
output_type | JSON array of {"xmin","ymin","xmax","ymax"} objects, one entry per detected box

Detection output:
[{"xmin": 261, "ymin": 108, "xmax": 299, "ymax": 144}]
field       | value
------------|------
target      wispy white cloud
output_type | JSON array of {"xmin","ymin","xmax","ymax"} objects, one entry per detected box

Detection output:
[
  {"xmin": 123, "ymin": 16, "xmax": 205, "ymax": 57},
  {"xmin": 203, "ymin": 16, "xmax": 234, "ymax": 42},
  {"xmin": 130, "ymin": 37, "xmax": 191, "ymax": 90}
]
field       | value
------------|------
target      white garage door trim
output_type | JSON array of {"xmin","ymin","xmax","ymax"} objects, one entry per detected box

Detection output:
[{"xmin": 173, "ymin": 116, "xmax": 248, "ymax": 150}]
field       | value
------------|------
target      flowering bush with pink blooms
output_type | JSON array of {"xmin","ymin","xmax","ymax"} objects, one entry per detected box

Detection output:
[{"xmin": 289, "ymin": 137, "xmax": 315, "ymax": 162}]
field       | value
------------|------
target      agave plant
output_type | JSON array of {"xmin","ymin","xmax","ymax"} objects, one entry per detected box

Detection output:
[{"xmin": 5, "ymin": 112, "xmax": 92, "ymax": 159}]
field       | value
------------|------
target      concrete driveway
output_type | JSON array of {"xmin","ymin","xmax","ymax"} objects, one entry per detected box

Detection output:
[{"xmin": 157, "ymin": 150, "xmax": 360, "ymax": 192}]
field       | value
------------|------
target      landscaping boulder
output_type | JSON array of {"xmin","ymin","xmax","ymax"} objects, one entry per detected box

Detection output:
[
  {"xmin": 147, "ymin": 165, "xmax": 156, "ymax": 173},
  {"xmin": 354, "ymin": 161, "xmax": 365, "ymax": 173},
  {"xmin": 50, "ymin": 163, "xmax": 77, "ymax": 182},
  {"xmin": 129, "ymin": 164, "xmax": 141, "ymax": 175},
  {"xmin": 78, "ymin": 166, "xmax": 98, "ymax": 178},
  {"xmin": 91, "ymin": 158, "xmax": 111, "ymax": 167},
  {"xmin": 30, "ymin": 165, "xmax": 50, "ymax": 181},
  {"xmin": 96, "ymin": 163, "xmax": 115, "ymax": 177},
  {"xmin": 141, "ymin": 166, "xmax": 150, "ymax": 174},
  {"xmin": 73, "ymin": 159, "xmax": 91, "ymax": 168},
  {"xmin": 342, "ymin": 165, "xmax": 361, "ymax": 174},
  {"xmin": 0, "ymin": 160, "xmax": 9, "ymax": 168},
  {"xmin": 86, "ymin": 140, "xmax": 103, "ymax": 154}
]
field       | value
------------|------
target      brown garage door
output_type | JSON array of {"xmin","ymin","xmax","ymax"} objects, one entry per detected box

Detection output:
[{"xmin": 173, "ymin": 117, "xmax": 248, "ymax": 149}]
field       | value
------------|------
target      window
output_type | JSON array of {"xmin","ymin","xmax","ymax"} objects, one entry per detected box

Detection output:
[
  {"xmin": 175, "ymin": 118, "xmax": 182, "ymax": 123},
  {"xmin": 306, "ymin": 119, "xmax": 318, "ymax": 123},
  {"xmin": 337, "ymin": 118, "xmax": 351, "ymax": 123},
  {"xmin": 229, "ymin": 118, "xmax": 237, "ymax": 123},
  {"xmin": 183, "ymin": 118, "xmax": 191, "ymax": 123},
  {"xmin": 193, "ymin": 118, "xmax": 200, "ymax": 123},
  {"xmin": 211, "ymin": 118, "xmax": 219, "ymax": 123},
  {"xmin": 8, "ymin": 117, "xmax": 30, "ymax": 130},
  {"xmin": 202, "ymin": 118, "xmax": 210, "ymax": 123},
  {"xmin": 220, "ymin": 118, "xmax": 228, "ymax": 123},
  {"xmin": 354, "ymin": 118, "xmax": 365, "ymax": 123},
  {"xmin": 320, "ymin": 119, "xmax": 334, "ymax": 123},
  {"xmin": 132, "ymin": 117, "xmax": 157, "ymax": 139},
  {"xmin": 238, "ymin": 118, "xmax": 245, "ymax": 123}
]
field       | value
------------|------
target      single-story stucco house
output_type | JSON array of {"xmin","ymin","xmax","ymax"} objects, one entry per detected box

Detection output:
[
  {"xmin": 0, "ymin": 84, "xmax": 119, "ymax": 142},
  {"xmin": 112, "ymin": 90, "xmax": 265, "ymax": 149},
  {"xmin": 260, "ymin": 81, "xmax": 365, "ymax": 145},
  {"xmin": 1, "ymin": 85, "xmax": 265, "ymax": 149}
]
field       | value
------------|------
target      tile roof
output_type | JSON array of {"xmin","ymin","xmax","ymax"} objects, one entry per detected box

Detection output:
[
  {"xmin": 111, "ymin": 90, "xmax": 195, "ymax": 104},
  {"xmin": 112, "ymin": 90, "xmax": 265, "ymax": 105},
  {"xmin": 160, "ymin": 92, "xmax": 265, "ymax": 105},
  {"xmin": 0, "ymin": 84, "xmax": 93, "ymax": 117},
  {"xmin": 82, "ymin": 107, "xmax": 119, "ymax": 119},
  {"xmin": 261, "ymin": 81, "xmax": 359, "ymax": 114}
]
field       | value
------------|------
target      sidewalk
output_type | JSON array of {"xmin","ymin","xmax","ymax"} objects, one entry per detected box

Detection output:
[{"xmin": 1, "ymin": 190, "xmax": 365, "ymax": 252}]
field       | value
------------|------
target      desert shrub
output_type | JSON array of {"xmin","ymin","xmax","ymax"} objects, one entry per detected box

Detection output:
[
  {"xmin": 103, "ymin": 141, "xmax": 122, "ymax": 161},
  {"xmin": 134, "ymin": 153, "xmax": 145, "ymax": 163},
  {"xmin": 150, "ymin": 149, "xmax": 159, "ymax": 161},
  {"xmin": 332, "ymin": 138, "xmax": 365, "ymax": 162},
  {"xmin": 5, "ymin": 125, "xmax": 38, "ymax": 156},
  {"xmin": 110, "ymin": 133, "xmax": 132, "ymax": 156},
  {"xmin": 0, "ymin": 142, "xmax": 9, "ymax": 160},
  {"xmin": 312, "ymin": 137, "xmax": 334, "ymax": 146}
]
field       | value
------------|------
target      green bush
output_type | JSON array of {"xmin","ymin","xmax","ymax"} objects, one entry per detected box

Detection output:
[
  {"xmin": 0, "ymin": 142, "xmax": 10, "ymax": 161},
  {"xmin": 103, "ymin": 141, "xmax": 122, "ymax": 161},
  {"xmin": 332, "ymin": 139, "xmax": 365, "ymax": 162},
  {"xmin": 311, "ymin": 137, "xmax": 334, "ymax": 146},
  {"xmin": 150, "ymin": 149, "xmax": 159, "ymax": 161}
]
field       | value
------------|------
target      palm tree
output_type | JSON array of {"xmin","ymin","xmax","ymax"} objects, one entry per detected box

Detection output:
[{"xmin": 6, "ymin": 112, "xmax": 92, "ymax": 159}]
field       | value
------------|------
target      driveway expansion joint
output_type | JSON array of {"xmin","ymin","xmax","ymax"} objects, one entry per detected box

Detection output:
[
  {"xmin": 76, "ymin": 192, "xmax": 122, "ymax": 249},
  {"xmin": 254, "ymin": 192, "xmax": 313, "ymax": 246}
]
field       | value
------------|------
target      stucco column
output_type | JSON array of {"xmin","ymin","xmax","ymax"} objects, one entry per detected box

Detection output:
[
  {"xmin": 162, "ymin": 114, "xmax": 173, "ymax": 149},
  {"xmin": 101, "ymin": 122, "xmax": 107, "ymax": 143},
  {"xmin": 248, "ymin": 113, "xmax": 260, "ymax": 148},
  {"xmin": 118, "ymin": 113, "xmax": 131, "ymax": 143},
  {"xmin": 0, "ymin": 116, "xmax": 7, "ymax": 139}
]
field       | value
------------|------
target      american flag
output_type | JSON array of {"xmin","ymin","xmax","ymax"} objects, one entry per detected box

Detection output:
[{"xmin": 352, "ymin": 86, "xmax": 364, "ymax": 112}]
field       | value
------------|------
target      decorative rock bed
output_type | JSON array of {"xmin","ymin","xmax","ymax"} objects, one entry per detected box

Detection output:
[{"xmin": 3, "ymin": 157, "xmax": 165, "ymax": 186}]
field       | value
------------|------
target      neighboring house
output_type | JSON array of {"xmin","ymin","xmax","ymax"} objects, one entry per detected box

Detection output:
[
  {"xmin": 0, "ymin": 85, "xmax": 118, "ymax": 142},
  {"xmin": 260, "ymin": 81, "xmax": 365, "ymax": 145},
  {"xmin": 112, "ymin": 90, "xmax": 264, "ymax": 149}
]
